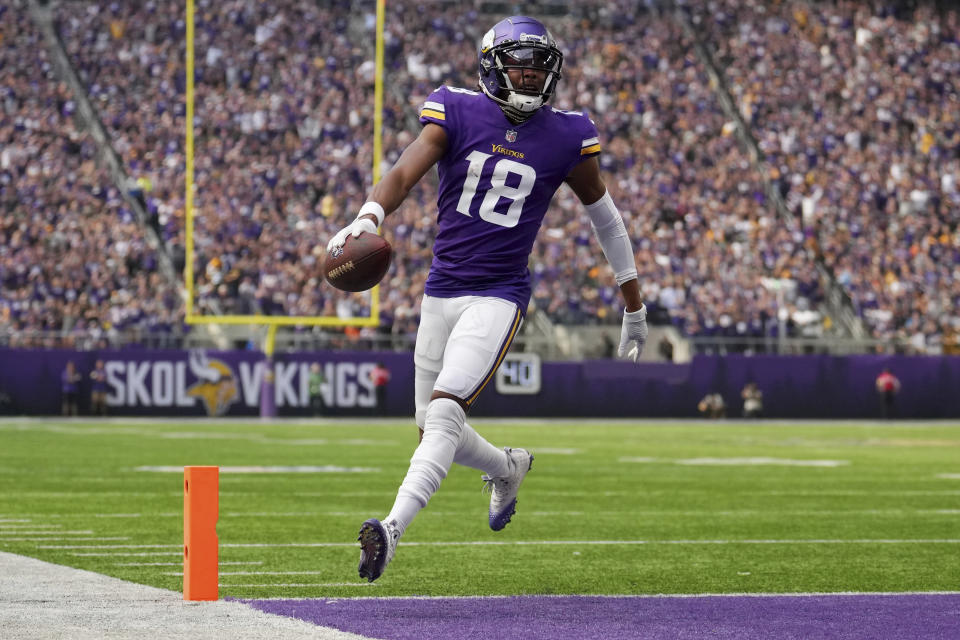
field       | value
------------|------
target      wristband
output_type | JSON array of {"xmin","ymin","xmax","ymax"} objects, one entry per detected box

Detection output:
[{"xmin": 358, "ymin": 201, "xmax": 386, "ymax": 227}]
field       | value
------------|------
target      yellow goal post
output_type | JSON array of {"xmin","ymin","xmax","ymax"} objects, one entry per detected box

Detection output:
[{"xmin": 183, "ymin": 0, "xmax": 387, "ymax": 329}]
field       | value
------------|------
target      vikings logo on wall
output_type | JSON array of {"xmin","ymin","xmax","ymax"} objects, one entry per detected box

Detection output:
[{"xmin": 185, "ymin": 350, "xmax": 239, "ymax": 416}]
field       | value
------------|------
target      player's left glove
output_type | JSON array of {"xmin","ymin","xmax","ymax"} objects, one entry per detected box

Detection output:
[{"xmin": 618, "ymin": 305, "xmax": 648, "ymax": 363}]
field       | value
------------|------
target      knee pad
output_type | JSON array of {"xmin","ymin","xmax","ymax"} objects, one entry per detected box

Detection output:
[
  {"xmin": 404, "ymin": 398, "xmax": 466, "ymax": 503},
  {"xmin": 422, "ymin": 397, "xmax": 465, "ymax": 448},
  {"xmin": 414, "ymin": 367, "xmax": 438, "ymax": 430}
]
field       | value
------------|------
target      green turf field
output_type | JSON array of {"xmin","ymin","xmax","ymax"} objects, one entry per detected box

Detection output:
[{"xmin": 1, "ymin": 418, "xmax": 958, "ymax": 598}]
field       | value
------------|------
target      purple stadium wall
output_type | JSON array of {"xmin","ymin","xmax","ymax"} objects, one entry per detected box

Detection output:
[{"xmin": 0, "ymin": 348, "xmax": 957, "ymax": 419}]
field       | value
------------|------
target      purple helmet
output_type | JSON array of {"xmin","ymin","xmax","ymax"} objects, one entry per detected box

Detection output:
[{"xmin": 478, "ymin": 16, "xmax": 563, "ymax": 118}]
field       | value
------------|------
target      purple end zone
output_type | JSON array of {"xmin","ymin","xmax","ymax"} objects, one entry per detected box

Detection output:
[{"xmin": 241, "ymin": 593, "xmax": 960, "ymax": 640}]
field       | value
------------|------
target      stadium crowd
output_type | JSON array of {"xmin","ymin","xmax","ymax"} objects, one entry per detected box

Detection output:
[
  {"xmin": 688, "ymin": 0, "xmax": 960, "ymax": 351},
  {"xmin": 2, "ymin": 0, "xmax": 957, "ymax": 354},
  {"xmin": 0, "ymin": 0, "xmax": 182, "ymax": 348}
]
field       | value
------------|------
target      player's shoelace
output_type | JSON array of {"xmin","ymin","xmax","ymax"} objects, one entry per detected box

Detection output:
[
  {"xmin": 481, "ymin": 474, "xmax": 514, "ymax": 508},
  {"xmin": 481, "ymin": 474, "xmax": 507, "ymax": 494}
]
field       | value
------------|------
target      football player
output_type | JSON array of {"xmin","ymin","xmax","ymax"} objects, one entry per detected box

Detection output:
[{"xmin": 326, "ymin": 15, "xmax": 648, "ymax": 582}]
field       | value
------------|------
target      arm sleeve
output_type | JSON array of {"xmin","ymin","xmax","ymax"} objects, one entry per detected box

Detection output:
[{"xmin": 584, "ymin": 191, "xmax": 638, "ymax": 286}]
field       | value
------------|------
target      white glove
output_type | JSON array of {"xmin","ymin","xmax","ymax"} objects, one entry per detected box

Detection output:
[
  {"xmin": 618, "ymin": 305, "xmax": 648, "ymax": 363},
  {"xmin": 326, "ymin": 216, "xmax": 378, "ymax": 253}
]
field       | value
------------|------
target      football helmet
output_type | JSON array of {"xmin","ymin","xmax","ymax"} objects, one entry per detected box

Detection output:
[{"xmin": 478, "ymin": 16, "xmax": 563, "ymax": 121}]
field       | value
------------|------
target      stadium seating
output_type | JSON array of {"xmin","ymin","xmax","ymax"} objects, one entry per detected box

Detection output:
[
  {"xmin": 0, "ymin": 0, "xmax": 182, "ymax": 349},
  {"xmin": 3, "ymin": 0, "xmax": 956, "ymax": 354}
]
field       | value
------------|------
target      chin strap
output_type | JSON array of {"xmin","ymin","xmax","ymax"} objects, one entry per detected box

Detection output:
[
  {"xmin": 499, "ymin": 103, "xmax": 536, "ymax": 124},
  {"xmin": 481, "ymin": 80, "xmax": 540, "ymax": 124}
]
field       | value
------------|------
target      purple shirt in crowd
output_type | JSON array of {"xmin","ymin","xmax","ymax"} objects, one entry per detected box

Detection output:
[
  {"xmin": 91, "ymin": 367, "xmax": 108, "ymax": 392},
  {"xmin": 418, "ymin": 86, "xmax": 601, "ymax": 311},
  {"xmin": 62, "ymin": 369, "xmax": 80, "ymax": 394}
]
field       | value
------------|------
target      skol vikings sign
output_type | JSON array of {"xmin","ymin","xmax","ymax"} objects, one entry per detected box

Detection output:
[{"xmin": 101, "ymin": 351, "xmax": 380, "ymax": 415}]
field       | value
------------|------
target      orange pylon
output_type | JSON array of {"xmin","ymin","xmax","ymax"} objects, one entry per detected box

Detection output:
[{"xmin": 183, "ymin": 466, "xmax": 219, "ymax": 601}]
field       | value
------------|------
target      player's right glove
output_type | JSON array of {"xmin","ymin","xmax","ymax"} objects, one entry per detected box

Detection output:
[
  {"xmin": 326, "ymin": 202, "xmax": 385, "ymax": 253},
  {"xmin": 325, "ymin": 217, "xmax": 377, "ymax": 253},
  {"xmin": 618, "ymin": 305, "xmax": 648, "ymax": 363}
]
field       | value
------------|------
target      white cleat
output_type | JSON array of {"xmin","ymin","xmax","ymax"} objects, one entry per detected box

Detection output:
[
  {"xmin": 482, "ymin": 447, "xmax": 534, "ymax": 531},
  {"xmin": 357, "ymin": 518, "xmax": 400, "ymax": 582}
]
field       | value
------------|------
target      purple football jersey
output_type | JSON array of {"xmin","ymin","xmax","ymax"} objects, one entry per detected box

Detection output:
[{"xmin": 418, "ymin": 86, "xmax": 601, "ymax": 311}]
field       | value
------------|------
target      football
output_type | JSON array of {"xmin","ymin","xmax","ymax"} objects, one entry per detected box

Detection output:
[{"xmin": 323, "ymin": 232, "xmax": 392, "ymax": 292}]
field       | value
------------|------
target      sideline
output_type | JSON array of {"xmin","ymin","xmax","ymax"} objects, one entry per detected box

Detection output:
[{"xmin": 0, "ymin": 551, "xmax": 370, "ymax": 640}]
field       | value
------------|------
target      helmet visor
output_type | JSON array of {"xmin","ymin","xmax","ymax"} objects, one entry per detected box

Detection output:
[{"xmin": 500, "ymin": 46, "xmax": 560, "ymax": 71}]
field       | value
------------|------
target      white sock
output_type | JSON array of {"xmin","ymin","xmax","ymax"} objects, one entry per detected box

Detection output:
[
  {"xmin": 383, "ymin": 496, "xmax": 419, "ymax": 538},
  {"xmin": 454, "ymin": 421, "xmax": 510, "ymax": 477},
  {"xmin": 386, "ymin": 398, "xmax": 464, "ymax": 534}
]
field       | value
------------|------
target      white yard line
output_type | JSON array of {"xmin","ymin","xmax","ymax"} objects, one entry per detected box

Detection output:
[
  {"xmin": 19, "ymin": 487, "xmax": 960, "ymax": 498},
  {"xmin": 619, "ymin": 456, "xmax": 850, "ymax": 467},
  {"xmin": 0, "ymin": 551, "xmax": 372, "ymax": 640},
  {"xmin": 1, "ymin": 537, "xmax": 129, "ymax": 542},
  {"xmin": 0, "ymin": 422, "xmax": 394, "ymax": 447},
  {"xmin": 115, "ymin": 562, "xmax": 263, "ymax": 567},
  {"xmin": 164, "ymin": 571, "xmax": 338, "ymax": 576},
  {"xmin": 19, "ymin": 492, "xmax": 185, "ymax": 497},
  {"xmin": 744, "ymin": 490, "xmax": 960, "ymax": 496},
  {"xmin": 135, "ymin": 465, "xmax": 379, "ymax": 474},
  {"xmin": 5, "ymin": 506, "xmax": 958, "ymax": 520},
  {"xmin": 0, "ymin": 530, "xmax": 93, "ymax": 535},
  {"xmin": 220, "ymin": 583, "xmax": 374, "ymax": 588},
  {"xmin": 215, "ymin": 538, "xmax": 960, "ymax": 547},
  {"xmin": 39, "ymin": 538, "xmax": 960, "ymax": 552},
  {"xmin": 39, "ymin": 544, "xmax": 180, "ymax": 549},
  {"xmin": 71, "ymin": 552, "xmax": 184, "ymax": 557}
]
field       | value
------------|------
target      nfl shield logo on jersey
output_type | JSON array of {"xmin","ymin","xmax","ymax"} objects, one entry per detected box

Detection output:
[{"xmin": 505, "ymin": 129, "xmax": 517, "ymax": 143}]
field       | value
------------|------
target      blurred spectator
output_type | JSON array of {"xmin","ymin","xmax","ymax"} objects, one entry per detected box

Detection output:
[
  {"xmin": 601, "ymin": 333, "xmax": 616, "ymax": 359},
  {"xmin": 369, "ymin": 361, "xmax": 391, "ymax": 415},
  {"xmin": 875, "ymin": 368, "xmax": 901, "ymax": 419},
  {"xmin": 308, "ymin": 362, "xmax": 325, "ymax": 416},
  {"xmin": 89, "ymin": 359, "xmax": 107, "ymax": 416},
  {"xmin": 658, "ymin": 336, "xmax": 675, "ymax": 362},
  {"xmin": 61, "ymin": 360, "xmax": 81, "ymax": 416},
  {"xmin": 698, "ymin": 392, "xmax": 726, "ymax": 419},
  {"xmin": 0, "ymin": 390, "xmax": 13, "ymax": 415},
  {"xmin": 741, "ymin": 381, "xmax": 763, "ymax": 418}
]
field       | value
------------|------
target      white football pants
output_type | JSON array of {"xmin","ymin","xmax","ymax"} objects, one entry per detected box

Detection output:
[{"xmin": 386, "ymin": 295, "xmax": 523, "ymax": 534}]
